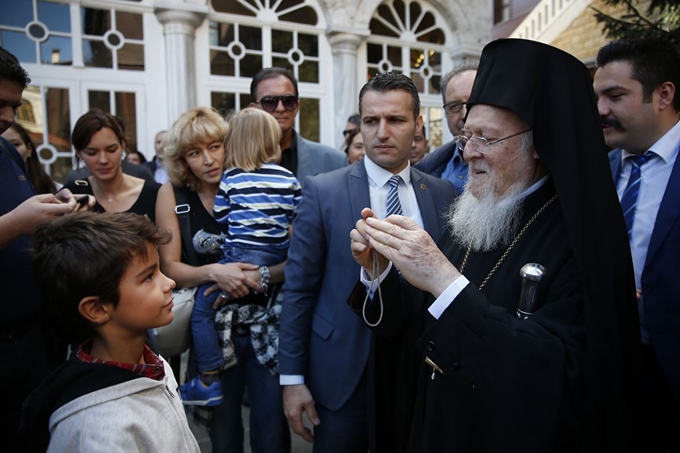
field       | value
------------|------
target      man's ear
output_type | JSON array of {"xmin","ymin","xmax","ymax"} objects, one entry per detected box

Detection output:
[
  {"xmin": 416, "ymin": 115, "xmax": 424, "ymax": 133},
  {"xmin": 657, "ymin": 81, "xmax": 676, "ymax": 111},
  {"xmin": 78, "ymin": 296, "xmax": 112, "ymax": 326}
]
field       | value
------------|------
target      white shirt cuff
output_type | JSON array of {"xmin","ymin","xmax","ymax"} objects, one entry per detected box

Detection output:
[
  {"xmin": 280, "ymin": 374, "xmax": 304, "ymax": 385},
  {"xmin": 427, "ymin": 276, "xmax": 470, "ymax": 319},
  {"xmin": 360, "ymin": 262, "xmax": 394, "ymax": 298}
]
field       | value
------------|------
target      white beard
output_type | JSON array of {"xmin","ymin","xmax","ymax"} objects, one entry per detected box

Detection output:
[{"xmin": 447, "ymin": 157, "xmax": 535, "ymax": 252}]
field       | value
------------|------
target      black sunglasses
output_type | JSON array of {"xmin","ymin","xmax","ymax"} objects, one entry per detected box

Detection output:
[{"xmin": 255, "ymin": 95, "xmax": 298, "ymax": 113}]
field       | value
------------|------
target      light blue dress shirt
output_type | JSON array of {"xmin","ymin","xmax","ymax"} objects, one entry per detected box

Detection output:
[
  {"xmin": 440, "ymin": 147, "xmax": 468, "ymax": 194},
  {"xmin": 617, "ymin": 119, "xmax": 680, "ymax": 344}
]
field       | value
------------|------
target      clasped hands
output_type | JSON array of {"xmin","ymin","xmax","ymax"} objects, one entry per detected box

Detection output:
[
  {"xmin": 349, "ymin": 208, "xmax": 461, "ymax": 299},
  {"xmin": 205, "ymin": 263, "xmax": 262, "ymax": 309}
]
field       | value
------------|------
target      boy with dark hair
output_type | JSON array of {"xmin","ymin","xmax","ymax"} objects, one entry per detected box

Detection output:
[{"xmin": 19, "ymin": 212, "xmax": 200, "ymax": 452}]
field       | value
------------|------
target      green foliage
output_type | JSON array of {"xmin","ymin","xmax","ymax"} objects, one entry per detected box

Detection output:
[{"xmin": 591, "ymin": 0, "xmax": 680, "ymax": 44}]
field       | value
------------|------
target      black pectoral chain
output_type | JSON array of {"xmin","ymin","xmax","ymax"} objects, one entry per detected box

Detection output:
[
  {"xmin": 425, "ymin": 195, "xmax": 557, "ymax": 380},
  {"xmin": 458, "ymin": 195, "xmax": 556, "ymax": 291}
]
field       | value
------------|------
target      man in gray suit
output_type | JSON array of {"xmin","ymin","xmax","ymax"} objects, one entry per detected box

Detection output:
[
  {"xmin": 250, "ymin": 68, "xmax": 346, "ymax": 183},
  {"xmin": 279, "ymin": 72, "xmax": 455, "ymax": 452}
]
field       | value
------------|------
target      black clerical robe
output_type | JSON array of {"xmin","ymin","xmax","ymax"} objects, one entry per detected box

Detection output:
[{"xmin": 351, "ymin": 180, "xmax": 589, "ymax": 452}]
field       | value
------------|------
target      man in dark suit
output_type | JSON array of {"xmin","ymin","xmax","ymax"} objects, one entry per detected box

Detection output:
[
  {"xmin": 415, "ymin": 64, "xmax": 476, "ymax": 195},
  {"xmin": 279, "ymin": 72, "xmax": 455, "ymax": 452},
  {"xmin": 250, "ymin": 67, "xmax": 346, "ymax": 184},
  {"xmin": 594, "ymin": 38, "xmax": 680, "ymax": 451}
]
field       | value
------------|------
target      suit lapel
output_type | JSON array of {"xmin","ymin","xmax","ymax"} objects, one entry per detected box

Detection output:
[
  {"xmin": 296, "ymin": 135, "xmax": 317, "ymax": 184},
  {"xmin": 348, "ymin": 163, "xmax": 371, "ymax": 219},
  {"xmin": 410, "ymin": 168, "xmax": 442, "ymax": 239},
  {"xmin": 609, "ymin": 149, "xmax": 623, "ymax": 184},
  {"xmin": 646, "ymin": 150, "xmax": 680, "ymax": 266}
]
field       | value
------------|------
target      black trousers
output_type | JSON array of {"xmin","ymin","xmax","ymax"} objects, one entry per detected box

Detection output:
[{"xmin": 640, "ymin": 345, "xmax": 680, "ymax": 453}]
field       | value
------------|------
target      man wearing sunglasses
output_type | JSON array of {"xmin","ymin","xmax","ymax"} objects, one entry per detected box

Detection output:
[
  {"xmin": 279, "ymin": 72, "xmax": 454, "ymax": 452},
  {"xmin": 415, "ymin": 65, "xmax": 476, "ymax": 195},
  {"xmin": 249, "ymin": 68, "xmax": 346, "ymax": 185}
]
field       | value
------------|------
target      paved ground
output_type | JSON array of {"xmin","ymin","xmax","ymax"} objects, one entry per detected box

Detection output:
[
  {"xmin": 187, "ymin": 406, "xmax": 313, "ymax": 453},
  {"xmin": 180, "ymin": 353, "xmax": 313, "ymax": 453}
]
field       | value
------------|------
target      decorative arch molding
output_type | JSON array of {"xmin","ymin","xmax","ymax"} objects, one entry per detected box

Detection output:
[
  {"xmin": 317, "ymin": 0, "xmax": 486, "ymax": 63},
  {"xmin": 317, "ymin": 0, "xmax": 478, "ymax": 32}
]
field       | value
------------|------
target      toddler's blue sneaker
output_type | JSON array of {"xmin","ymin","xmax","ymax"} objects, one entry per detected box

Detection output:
[{"xmin": 179, "ymin": 376, "xmax": 223, "ymax": 406}]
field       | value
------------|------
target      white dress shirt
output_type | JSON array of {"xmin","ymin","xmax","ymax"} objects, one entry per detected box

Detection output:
[{"xmin": 363, "ymin": 154, "xmax": 424, "ymax": 227}]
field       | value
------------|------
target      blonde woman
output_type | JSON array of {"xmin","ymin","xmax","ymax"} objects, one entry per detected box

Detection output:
[{"xmin": 156, "ymin": 107, "xmax": 289, "ymax": 452}]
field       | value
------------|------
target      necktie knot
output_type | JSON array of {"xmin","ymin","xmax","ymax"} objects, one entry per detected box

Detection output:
[
  {"xmin": 630, "ymin": 152, "xmax": 653, "ymax": 168},
  {"xmin": 388, "ymin": 175, "xmax": 402, "ymax": 189}
]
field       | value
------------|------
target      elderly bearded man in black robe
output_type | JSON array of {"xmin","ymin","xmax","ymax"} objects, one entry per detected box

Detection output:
[{"xmin": 349, "ymin": 39, "xmax": 642, "ymax": 452}]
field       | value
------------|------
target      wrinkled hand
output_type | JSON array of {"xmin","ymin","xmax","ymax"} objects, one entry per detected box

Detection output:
[
  {"xmin": 283, "ymin": 384, "xmax": 319, "ymax": 443},
  {"xmin": 361, "ymin": 214, "xmax": 461, "ymax": 298},
  {"xmin": 349, "ymin": 208, "xmax": 390, "ymax": 278}
]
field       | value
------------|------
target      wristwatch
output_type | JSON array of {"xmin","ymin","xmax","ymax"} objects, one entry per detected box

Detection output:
[{"xmin": 259, "ymin": 266, "xmax": 270, "ymax": 295}]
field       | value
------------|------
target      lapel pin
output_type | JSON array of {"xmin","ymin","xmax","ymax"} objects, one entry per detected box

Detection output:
[{"xmin": 420, "ymin": 183, "xmax": 426, "ymax": 191}]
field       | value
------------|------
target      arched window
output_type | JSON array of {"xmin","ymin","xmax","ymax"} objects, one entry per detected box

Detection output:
[
  {"xmin": 367, "ymin": 0, "xmax": 449, "ymax": 148},
  {"xmin": 206, "ymin": 0, "xmax": 327, "ymax": 142}
]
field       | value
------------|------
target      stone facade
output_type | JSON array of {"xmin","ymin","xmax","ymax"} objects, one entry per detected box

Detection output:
[{"xmin": 550, "ymin": 0, "xmax": 656, "ymax": 62}]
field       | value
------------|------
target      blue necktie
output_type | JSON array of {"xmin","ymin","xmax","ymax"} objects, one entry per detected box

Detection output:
[
  {"xmin": 620, "ymin": 153, "xmax": 653, "ymax": 239},
  {"xmin": 386, "ymin": 175, "xmax": 403, "ymax": 217}
]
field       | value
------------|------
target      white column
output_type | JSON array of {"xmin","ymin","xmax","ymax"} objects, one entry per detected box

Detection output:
[
  {"xmin": 448, "ymin": 44, "xmax": 483, "ymax": 68},
  {"xmin": 155, "ymin": 9, "xmax": 205, "ymax": 125},
  {"xmin": 328, "ymin": 32, "xmax": 365, "ymax": 148}
]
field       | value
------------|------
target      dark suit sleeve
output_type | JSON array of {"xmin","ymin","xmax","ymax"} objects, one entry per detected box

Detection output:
[
  {"xmin": 279, "ymin": 176, "xmax": 328, "ymax": 376},
  {"xmin": 347, "ymin": 269, "xmax": 418, "ymax": 341}
]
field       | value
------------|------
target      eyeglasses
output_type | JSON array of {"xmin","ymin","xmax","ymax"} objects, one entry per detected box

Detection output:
[
  {"xmin": 443, "ymin": 102, "xmax": 466, "ymax": 115},
  {"xmin": 453, "ymin": 129, "xmax": 532, "ymax": 154},
  {"xmin": 255, "ymin": 95, "xmax": 298, "ymax": 113}
]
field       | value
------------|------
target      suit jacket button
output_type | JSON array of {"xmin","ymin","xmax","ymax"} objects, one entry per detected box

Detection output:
[
  {"xmin": 427, "ymin": 340, "xmax": 436, "ymax": 351},
  {"xmin": 450, "ymin": 362, "xmax": 461, "ymax": 372}
]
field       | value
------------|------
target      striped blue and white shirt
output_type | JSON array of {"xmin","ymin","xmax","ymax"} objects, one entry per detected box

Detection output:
[{"xmin": 214, "ymin": 163, "xmax": 302, "ymax": 249}]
